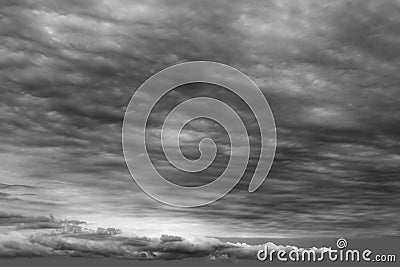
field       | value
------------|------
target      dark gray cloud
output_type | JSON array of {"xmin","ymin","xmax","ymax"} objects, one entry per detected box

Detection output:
[{"xmin": 0, "ymin": 0, "xmax": 399, "ymax": 240}]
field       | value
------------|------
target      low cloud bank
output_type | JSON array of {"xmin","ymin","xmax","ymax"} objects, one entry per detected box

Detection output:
[{"xmin": 0, "ymin": 213, "xmax": 327, "ymax": 260}]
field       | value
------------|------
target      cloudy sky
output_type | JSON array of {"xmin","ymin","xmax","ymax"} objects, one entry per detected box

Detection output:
[{"xmin": 1, "ymin": 0, "xmax": 400, "ymax": 258}]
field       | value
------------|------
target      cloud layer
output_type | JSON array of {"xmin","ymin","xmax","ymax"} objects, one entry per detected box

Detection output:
[
  {"xmin": 0, "ymin": 0, "xmax": 399, "ymax": 238},
  {"xmin": 0, "ymin": 213, "xmax": 330, "ymax": 260}
]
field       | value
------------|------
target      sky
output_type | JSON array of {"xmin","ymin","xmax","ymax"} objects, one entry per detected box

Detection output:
[{"xmin": 1, "ymin": 0, "xmax": 400, "ymax": 256}]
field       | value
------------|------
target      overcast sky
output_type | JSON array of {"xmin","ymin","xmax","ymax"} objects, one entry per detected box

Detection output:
[{"xmin": 1, "ymin": 0, "xmax": 400, "ymax": 243}]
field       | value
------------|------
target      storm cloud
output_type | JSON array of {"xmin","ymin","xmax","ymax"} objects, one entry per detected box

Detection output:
[{"xmin": 0, "ymin": 0, "xmax": 399, "ymax": 241}]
